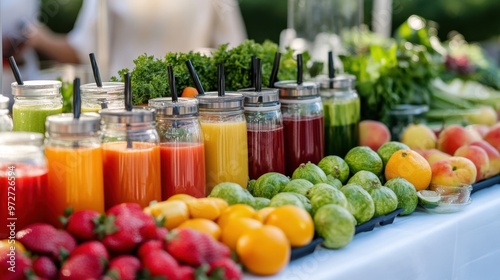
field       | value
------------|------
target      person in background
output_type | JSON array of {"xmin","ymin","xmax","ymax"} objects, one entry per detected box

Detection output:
[
  {"xmin": 1, "ymin": 0, "xmax": 40, "ymax": 111},
  {"xmin": 26, "ymin": 0, "xmax": 247, "ymax": 80}
]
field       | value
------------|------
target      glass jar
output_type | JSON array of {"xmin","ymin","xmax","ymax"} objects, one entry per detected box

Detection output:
[
  {"xmin": 0, "ymin": 132, "xmax": 48, "ymax": 239},
  {"xmin": 388, "ymin": 104, "xmax": 429, "ymax": 141},
  {"xmin": 318, "ymin": 74, "xmax": 360, "ymax": 157},
  {"xmin": 276, "ymin": 81, "xmax": 324, "ymax": 176},
  {"xmin": 12, "ymin": 80, "xmax": 63, "ymax": 134},
  {"xmin": 196, "ymin": 92, "xmax": 248, "ymax": 192},
  {"xmin": 44, "ymin": 113, "xmax": 104, "ymax": 227},
  {"xmin": 100, "ymin": 107, "xmax": 162, "ymax": 209},
  {"xmin": 149, "ymin": 97, "xmax": 206, "ymax": 199},
  {"xmin": 240, "ymin": 88, "xmax": 285, "ymax": 180},
  {"xmin": 0, "ymin": 95, "xmax": 13, "ymax": 132},
  {"xmin": 81, "ymin": 82, "xmax": 125, "ymax": 112}
]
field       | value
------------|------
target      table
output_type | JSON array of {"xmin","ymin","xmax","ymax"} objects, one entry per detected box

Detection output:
[{"xmin": 245, "ymin": 185, "xmax": 500, "ymax": 280}]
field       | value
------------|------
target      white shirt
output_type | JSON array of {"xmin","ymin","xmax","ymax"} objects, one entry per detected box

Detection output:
[{"xmin": 68, "ymin": 0, "xmax": 247, "ymax": 79}]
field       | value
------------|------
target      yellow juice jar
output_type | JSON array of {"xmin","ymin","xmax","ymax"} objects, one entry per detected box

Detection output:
[{"xmin": 196, "ymin": 92, "xmax": 248, "ymax": 193}]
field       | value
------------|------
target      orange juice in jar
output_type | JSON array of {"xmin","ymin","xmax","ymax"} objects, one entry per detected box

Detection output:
[
  {"xmin": 44, "ymin": 113, "xmax": 104, "ymax": 227},
  {"xmin": 100, "ymin": 108, "xmax": 161, "ymax": 209},
  {"xmin": 197, "ymin": 92, "xmax": 248, "ymax": 192}
]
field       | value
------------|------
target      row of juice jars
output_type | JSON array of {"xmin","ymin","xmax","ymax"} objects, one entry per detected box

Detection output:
[{"xmin": 0, "ymin": 75, "xmax": 360, "ymax": 238}]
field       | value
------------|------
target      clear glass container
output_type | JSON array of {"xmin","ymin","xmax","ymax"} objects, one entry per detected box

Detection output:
[
  {"xmin": 0, "ymin": 95, "xmax": 13, "ymax": 132},
  {"xmin": 149, "ymin": 97, "xmax": 206, "ymax": 199},
  {"xmin": 240, "ymin": 88, "xmax": 285, "ymax": 180},
  {"xmin": 0, "ymin": 132, "xmax": 48, "ymax": 238},
  {"xmin": 318, "ymin": 74, "xmax": 360, "ymax": 157},
  {"xmin": 11, "ymin": 80, "xmax": 63, "ymax": 134},
  {"xmin": 81, "ymin": 82, "xmax": 125, "ymax": 112},
  {"xmin": 44, "ymin": 113, "xmax": 104, "ymax": 227},
  {"xmin": 196, "ymin": 92, "xmax": 248, "ymax": 192},
  {"xmin": 388, "ymin": 104, "xmax": 429, "ymax": 141},
  {"xmin": 276, "ymin": 81, "xmax": 324, "ymax": 176},
  {"xmin": 100, "ymin": 107, "xmax": 161, "ymax": 209}
]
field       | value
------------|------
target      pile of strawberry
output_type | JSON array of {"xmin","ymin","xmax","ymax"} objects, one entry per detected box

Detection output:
[{"xmin": 2, "ymin": 203, "xmax": 241, "ymax": 280}]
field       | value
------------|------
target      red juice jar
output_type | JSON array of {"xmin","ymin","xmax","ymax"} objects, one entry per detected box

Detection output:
[
  {"xmin": 100, "ymin": 108, "xmax": 162, "ymax": 209},
  {"xmin": 148, "ymin": 97, "xmax": 206, "ymax": 199},
  {"xmin": 0, "ymin": 132, "xmax": 48, "ymax": 239},
  {"xmin": 275, "ymin": 81, "xmax": 324, "ymax": 176},
  {"xmin": 240, "ymin": 88, "xmax": 285, "ymax": 180}
]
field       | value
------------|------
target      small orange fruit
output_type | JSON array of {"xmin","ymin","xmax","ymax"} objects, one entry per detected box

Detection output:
[
  {"xmin": 220, "ymin": 217, "xmax": 262, "ymax": 251},
  {"xmin": 177, "ymin": 218, "xmax": 222, "ymax": 240},
  {"xmin": 181, "ymin": 86, "xmax": 198, "ymax": 98},
  {"xmin": 205, "ymin": 197, "xmax": 229, "ymax": 213},
  {"xmin": 385, "ymin": 149, "xmax": 432, "ymax": 191},
  {"xmin": 166, "ymin": 194, "xmax": 197, "ymax": 203},
  {"xmin": 186, "ymin": 198, "xmax": 221, "ymax": 221},
  {"xmin": 253, "ymin": 207, "xmax": 276, "ymax": 222},
  {"xmin": 264, "ymin": 205, "xmax": 314, "ymax": 247},
  {"xmin": 217, "ymin": 204, "xmax": 256, "ymax": 229},
  {"xmin": 144, "ymin": 200, "xmax": 189, "ymax": 230},
  {"xmin": 236, "ymin": 225, "xmax": 291, "ymax": 276}
]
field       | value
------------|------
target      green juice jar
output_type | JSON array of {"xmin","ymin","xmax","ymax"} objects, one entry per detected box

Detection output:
[
  {"xmin": 318, "ymin": 74, "xmax": 360, "ymax": 158},
  {"xmin": 12, "ymin": 80, "xmax": 63, "ymax": 135}
]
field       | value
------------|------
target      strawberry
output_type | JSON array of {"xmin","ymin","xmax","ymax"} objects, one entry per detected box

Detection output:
[
  {"xmin": 16, "ymin": 223, "xmax": 77, "ymax": 261},
  {"xmin": 0, "ymin": 246, "xmax": 32, "ymax": 280},
  {"xmin": 165, "ymin": 228, "xmax": 212, "ymax": 266},
  {"xmin": 208, "ymin": 258, "xmax": 242, "ymax": 280},
  {"xmin": 105, "ymin": 255, "xmax": 141, "ymax": 280},
  {"xmin": 32, "ymin": 256, "xmax": 57, "ymax": 279},
  {"xmin": 142, "ymin": 249, "xmax": 179, "ymax": 279},
  {"xmin": 97, "ymin": 203, "xmax": 157, "ymax": 254},
  {"xmin": 70, "ymin": 241, "xmax": 109, "ymax": 263},
  {"xmin": 137, "ymin": 240, "xmax": 163, "ymax": 260},
  {"xmin": 206, "ymin": 238, "xmax": 231, "ymax": 261},
  {"xmin": 65, "ymin": 210, "xmax": 100, "ymax": 241},
  {"xmin": 178, "ymin": 265, "xmax": 195, "ymax": 280},
  {"xmin": 59, "ymin": 254, "xmax": 104, "ymax": 280},
  {"xmin": 154, "ymin": 226, "xmax": 169, "ymax": 241}
]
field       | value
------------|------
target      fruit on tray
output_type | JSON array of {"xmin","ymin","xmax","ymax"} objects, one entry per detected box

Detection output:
[
  {"xmin": 358, "ymin": 120, "xmax": 391, "ymax": 151},
  {"xmin": 430, "ymin": 156, "xmax": 477, "ymax": 186},
  {"xmin": 416, "ymin": 148, "xmax": 451, "ymax": 165},
  {"xmin": 344, "ymin": 146, "xmax": 384, "ymax": 176},
  {"xmin": 385, "ymin": 177, "xmax": 418, "ymax": 216},
  {"xmin": 314, "ymin": 204, "xmax": 356, "ymax": 249},
  {"xmin": 469, "ymin": 140, "xmax": 500, "ymax": 177},
  {"xmin": 384, "ymin": 149, "xmax": 432, "ymax": 191},
  {"xmin": 401, "ymin": 123, "xmax": 437, "ymax": 150},
  {"xmin": 340, "ymin": 184, "xmax": 375, "ymax": 224},
  {"xmin": 377, "ymin": 141, "xmax": 410, "ymax": 168},
  {"xmin": 437, "ymin": 124, "xmax": 478, "ymax": 155},
  {"xmin": 454, "ymin": 144, "xmax": 490, "ymax": 182},
  {"xmin": 317, "ymin": 155, "xmax": 350, "ymax": 184}
]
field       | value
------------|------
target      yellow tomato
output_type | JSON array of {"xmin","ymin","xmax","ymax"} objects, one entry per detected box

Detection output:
[
  {"xmin": 144, "ymin": 200, "xmax": 189, "ymax": 230},
  {"xmin": 265, "ymin": 205, "xmax": 314, "ymax": 247}
]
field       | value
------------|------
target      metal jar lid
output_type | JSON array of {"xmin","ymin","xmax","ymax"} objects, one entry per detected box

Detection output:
[
  {"xmin": 12, "ymin": 80, "xmax": 62, "ymax": 97},
  {"xmin": 196, "ymin": 92, "xmax": 244, "ymax": 110},
  {"xmin": 274, "ymin": 81, "xmax": 318, "ymax": 99},
  {"xmin": 100, "ymin": 107, "xmax": 156, "ymax": 124},
  {"xmin": 0, "ymin": 132, "xmax": 44, "ymax": 146},
  {"xmin": 0, "ymin": 95, "xmax": 9, "ymax": 109},
  {"xmin": 238, "ymin": 88, "xmax": 280, "ymax": 107},
  {"xmin": 80, "ymin": 82, "xmax": 125, "ymax": 97},
  {"xmin": 46, "ymin": 113, "xmax": 101, "ymax": 134},
  {"xmin": 317, "ymin": 74, "xmax": 356, "ymax": 90},
  {"xmin": 148, "ymin": 97, "xmax": 198, "ymax": 116}
]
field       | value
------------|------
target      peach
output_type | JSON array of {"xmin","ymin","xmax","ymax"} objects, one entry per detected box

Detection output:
[
  {"xmin": 430, "ymin": 156, "xmax": 477, "ymax": 186},
  {"xmin": 417, "ymin": 148, "xmax": 451, "ymax": 165},
  {"xmin": 359, "ymin": 120, "xmax": 391, "ymax": 151},
  {"xmin": 465, "ymin": 106, "xmax": 498, "ymax": 126},
  {"xmin": 437, "ymin": 124, "xmax": 476, "ymax": 155},
  {"xmin": 483, "ymin": 125, "xmax": 500, "ymax": 152},
  {"xmin": 465, "ymin": 124, "xmax": 490, "ymax": 139},
  {"xmin": 469, "ymin": 140, "xmax": 500, "ymax": 178},
  {"xmin": 401, "ymin": 123, "xmax": 437, "ymax": 150},
  {"xmin": 454, "ymin": 145, "xmax": 489, "ymax": 182}
]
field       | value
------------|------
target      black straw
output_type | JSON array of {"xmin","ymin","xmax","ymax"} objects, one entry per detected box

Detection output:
[
  {"xmin": 269, "ymin": 52, "xmax": 281, "ymax": 88},
  {"xmin": 8, "ymin": 56, "xmax": 24, "ymax": 85},
  {"xmin": 185, "ymin": 60, "xmax": 205, "ymax": 95},
  {"xmin": 73, "ymin": 78, "xmax": 81, "ymax": 119},
  {"xmin": 328, "ymin": 51, "xmax": 335, "ymax": 79},
  {"xmin": 217, "ymin": 63, "xmax": 225, "ymax": 97},
  {"xmin": 250, "ymin": 55, "xmax": 257, "ymax": 88},
  {"xmin": 297, "ymin": 54, "xmax": 303, "ymax": 85},
  {"xmin": 123, "ymin": 72, "xmax": 133, "ymax": 149},
  {"xmin": 255, "ymin": 58, "xmax": 262, "ymax": 92},
  {"xmin": 89, "ymin": 53, "xmax": 102, "ymax": 87}
]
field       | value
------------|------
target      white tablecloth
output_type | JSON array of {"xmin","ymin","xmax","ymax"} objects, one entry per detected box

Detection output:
[{"xmin": 245, "ymin": 185, "xmax": 500, "ymax": 280}]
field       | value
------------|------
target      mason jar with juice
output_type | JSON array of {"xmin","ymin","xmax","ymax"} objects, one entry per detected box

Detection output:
[
  {"xmin": 0, "ymin": 132, "xmax": 48, "ymax": 238},
  {"xmin": 44, "ymin": 113, "xmax": 104, "ymax": 227},
  {"xmin": 12, "ymin": 80, "xmax": 63, "ymax": 134},
  {"xmin": 81, "ymin": 82, "xmax": 125, "ymax": 112},
  {"xmin": 275, "ymin": 81, "xmax": 324, "ymax": 176},
  {"xmin": 318, "ymin": 74, "xmax": 360, "ymax": 157},
  {"xmin": 149, "ymin": 97, "xmax": 206, "ymax": 199},
  {"xmin": 100, "ymin": 107, "xmax": 162, "ymax": 209},
  {"xmin": 196, "ymin": 93, "xmax": 248, "ymax": 192}
]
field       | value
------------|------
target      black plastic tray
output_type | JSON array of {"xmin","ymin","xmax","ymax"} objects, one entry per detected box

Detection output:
[
  {"xmin": 472, "ymin": 175, "xmax": 500, "ymax": 194},
  {"xmin": 290, "ymin": 208, "xmax": 404, "ymax": 261}
]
